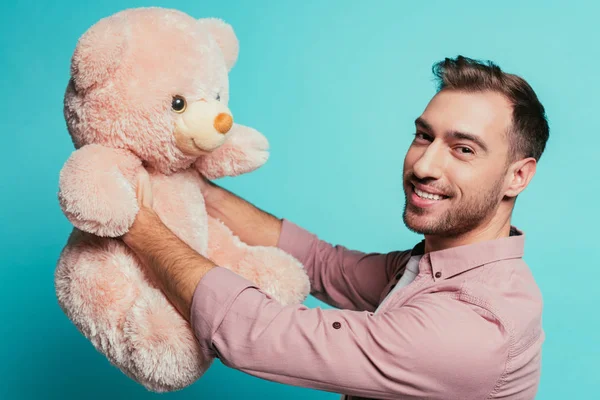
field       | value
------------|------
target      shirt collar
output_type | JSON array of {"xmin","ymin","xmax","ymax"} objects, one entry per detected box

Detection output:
[{"xmin": 409, "ymin": 226, "xmax": 525, "ymax": 280}]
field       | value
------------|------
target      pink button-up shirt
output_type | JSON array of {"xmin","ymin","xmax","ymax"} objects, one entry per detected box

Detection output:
[{"xmin": 190, "ymin": 219, "xmax": 544, "ymax": 399}]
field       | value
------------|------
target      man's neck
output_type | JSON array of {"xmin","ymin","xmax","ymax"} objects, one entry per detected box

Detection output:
[{"xmin": 423, "ymin": 216, "xmax": 512, "ymax": 254}]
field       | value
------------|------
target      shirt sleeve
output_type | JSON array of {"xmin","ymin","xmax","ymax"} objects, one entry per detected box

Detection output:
[
  {"xmin": 277, "ymin": 218, "xmax": 409, "ymax": 312},
  {"xmin": 190, "ymin": 266, "xmax": 509, "ymax": 400}
]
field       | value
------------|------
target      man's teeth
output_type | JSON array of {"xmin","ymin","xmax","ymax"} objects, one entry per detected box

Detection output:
[{"xmin": 414, "ymin": 187, "xmax": 445, "ymax": 201}]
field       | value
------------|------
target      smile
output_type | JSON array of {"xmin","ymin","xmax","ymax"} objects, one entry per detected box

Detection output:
[
  {"xmin": 408, "ymin": 184, "xmax": 450, "ymax": 208},
  {"xmin": 414, "ymin": 187, "xmax": 446, "ymax": 201}
]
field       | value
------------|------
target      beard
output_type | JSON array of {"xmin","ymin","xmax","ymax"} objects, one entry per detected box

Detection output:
[{"xmin": 402, "ymin": 174, "xmax": 505, "ymax": 238}]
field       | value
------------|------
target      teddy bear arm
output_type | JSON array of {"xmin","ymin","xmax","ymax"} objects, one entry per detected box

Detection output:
[
  {"xmin": 194, "ymin": 123, "xmax": 269, "ymax": 179},
  {"xmin": 58, "ymin": 144, "xmax": 143, "ymax": 237},
  {"xmin": 205, "ymin": 215, "xmax": 311, "ymax": 306}
]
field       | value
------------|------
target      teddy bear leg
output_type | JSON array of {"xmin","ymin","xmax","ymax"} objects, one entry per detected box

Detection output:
[
  {"xmin": 120, "ymin": 264, "xmax": 213, "ymax": 392},
  {"xmin": 121, "ymin": 285, "xmax": 213, "ymax": 392},
  {"xmin": 55, "ymin": 230, "xmax": 143, "ymax": 368},
  {"xmin": 206, "ymin": 216, "xmax": 311, "ymax": 306},
  {"xmin": 55, "ymin": 229, "xmax": 211, "ymax": 393}
]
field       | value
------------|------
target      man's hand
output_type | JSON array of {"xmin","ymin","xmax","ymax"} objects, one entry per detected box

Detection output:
[
  {"xmin": 121, "ymin": 169, "xmax": 216, "ymax": 321},
  {"xmin": 122, "ymin": 168, "xmax": 161, "ymax": 244}
]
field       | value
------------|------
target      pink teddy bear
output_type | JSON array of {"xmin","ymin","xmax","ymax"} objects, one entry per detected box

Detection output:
[{"xmin": 54, "ymin": 7, "xmax": 310, "ymax": 392}]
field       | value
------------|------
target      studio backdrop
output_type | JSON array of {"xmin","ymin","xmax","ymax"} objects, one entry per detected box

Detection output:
[{"xmin": 1, "ymin": 0, "xmax": 598, "ymax": 399}]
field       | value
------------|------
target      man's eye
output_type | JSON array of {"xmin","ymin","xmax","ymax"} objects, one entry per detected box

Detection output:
[
  {"xmin": 413, "ymin": 132, "xmax": 431, "ymax": 141},
  {"xmin": 457, "ymin": 146, "xmax": 474, "ymax": 154}
]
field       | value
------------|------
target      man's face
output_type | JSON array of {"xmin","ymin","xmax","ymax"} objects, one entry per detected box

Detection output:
[{"xmin": 402, "ymin": 89, "xmax": 513, "ymax": 237}]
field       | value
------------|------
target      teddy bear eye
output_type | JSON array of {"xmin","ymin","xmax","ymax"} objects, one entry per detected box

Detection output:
[{"xmin": 171, "ymin": 95, "xmax": 187, "ymax": 113}]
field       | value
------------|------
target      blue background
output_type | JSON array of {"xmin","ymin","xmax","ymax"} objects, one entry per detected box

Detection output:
[{"xmin": 1, "ymin": 0, "xmax": 598, "ymax": 399}]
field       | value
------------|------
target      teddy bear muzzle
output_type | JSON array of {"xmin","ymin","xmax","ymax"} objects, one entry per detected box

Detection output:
[{"xmin": 173, "ymin": 99, "xmax": 234, "ymax": 154}]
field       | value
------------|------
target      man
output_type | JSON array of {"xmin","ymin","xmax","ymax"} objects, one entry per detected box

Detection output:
[{"xmin": 122, "ymin": 55, "xmax": 548, "ymax": 399}]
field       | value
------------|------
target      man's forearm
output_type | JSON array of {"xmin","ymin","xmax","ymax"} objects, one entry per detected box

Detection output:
[
  {"xmin": 204, "ymin": 181, "xmax": 283, "ymax": 247},
  {"xmin": 122, "ymin": 211, "xmax": 215, "ymax": 321}
]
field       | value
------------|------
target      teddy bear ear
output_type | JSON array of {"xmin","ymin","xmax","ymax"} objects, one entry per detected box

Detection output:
[
  {"xmin": 198, "ymin": 18, "xmax": 239, "ymax": 71},
  {"xmin": 70, "ymin": 14, "xmax": 128, "ymax": 91}
]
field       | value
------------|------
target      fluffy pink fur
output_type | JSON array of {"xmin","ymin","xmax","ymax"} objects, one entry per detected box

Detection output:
[{"xmin": 55, "ymin": 7, "xmax": 310, "ymax": 393}]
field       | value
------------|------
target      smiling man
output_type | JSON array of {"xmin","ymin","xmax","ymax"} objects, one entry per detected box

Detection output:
[{"xmin": 122, "ymin": 55, "xmax": 548, "ymax": 400}]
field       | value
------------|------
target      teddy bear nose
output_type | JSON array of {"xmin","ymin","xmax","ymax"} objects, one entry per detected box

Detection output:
[{"xmin": 214, "ymin": 113, "xmax": 233, "ymax": 134}]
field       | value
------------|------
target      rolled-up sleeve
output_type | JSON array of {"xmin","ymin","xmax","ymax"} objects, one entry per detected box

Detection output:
[
  {"xmin": 277, "ymin": 218, "xmax": 409, "ymax": 312},
  {"xmin": 190, "ymin": 266, "xmax": 509, "ymax": 400}
]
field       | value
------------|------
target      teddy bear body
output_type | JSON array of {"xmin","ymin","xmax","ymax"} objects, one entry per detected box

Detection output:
[
  {"xmin": 56, "ymin": 164, "xmax": 308, "ymax": 391},
  {"xmin": 54, "ymin": 7, "xmax": 310, "ymax": 392}
]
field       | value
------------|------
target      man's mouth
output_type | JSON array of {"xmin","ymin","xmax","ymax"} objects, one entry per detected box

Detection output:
[
  {"xmin": 408, "ymin": 183, "xmax": 450, "ymax": 207},
  {"xmin": 413, "ymin": 186, "xmax": 448, "ymax": 201}
]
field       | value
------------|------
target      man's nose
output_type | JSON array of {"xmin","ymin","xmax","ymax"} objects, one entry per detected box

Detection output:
[{"xmin": 412, "ymin": 143, "xmax": 444, "ymax": 180}]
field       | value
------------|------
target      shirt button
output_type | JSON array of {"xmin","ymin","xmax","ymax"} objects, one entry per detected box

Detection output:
[
  {"xmin": 332, "ymin": 322, "xmax": 341, "ymax": 329},
  {"xmin": 395, "ymin": 273, "xmax": 402, "ymax": 280},
  {"xmin": 435, "ymin": 271, "xmax": 442, "ymax": 278}
]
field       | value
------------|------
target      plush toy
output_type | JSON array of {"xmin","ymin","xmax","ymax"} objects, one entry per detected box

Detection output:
[{"xmin": 54, "ymin": 7, "xmax": 310, "ymax": 393}]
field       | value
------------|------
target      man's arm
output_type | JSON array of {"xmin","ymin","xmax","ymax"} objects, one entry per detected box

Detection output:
[
  {"xmin": 201, "ymin": 179, "xmax": 408, "ymax": 311},
  {"xmin": 122, "ymin": 204, "xmax": 213, "ymax": 321},
  {"xmin": 120, "ymin": 169, "xmax": 218, "ymax": 321},
  {"xmin": 200, "ymin": 177, "xmax": 282, "ymax": 247},
  {"xmin": 191, "ymin": 266, "xmax": 509, "ymax": 399},
  {"xmin": 123, "ymin": 219, "xmax": 506, "ymax": 399},
  {"xmin": 122, "ymin": 174, "xmax": 507, "ymax": 399}
]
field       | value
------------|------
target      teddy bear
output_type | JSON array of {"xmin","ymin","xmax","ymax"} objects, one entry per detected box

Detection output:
[{"xmin": 54, "ymin": 7, "xmax": 311, "ymax": 393}]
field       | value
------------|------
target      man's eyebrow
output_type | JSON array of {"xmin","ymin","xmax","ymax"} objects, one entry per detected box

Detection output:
[
  {"xmin": 414, "ymin": 117, "xmax": 432, "ymax": 131},
  {"xmin": 414, "ymin": 117, "xmax": 489, "ymax": 154}
]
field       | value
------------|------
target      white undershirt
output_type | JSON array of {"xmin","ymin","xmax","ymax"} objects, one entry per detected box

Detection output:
[{"xmin": 374, "ymin": 254, "xmax": 422, "ymax": 315}]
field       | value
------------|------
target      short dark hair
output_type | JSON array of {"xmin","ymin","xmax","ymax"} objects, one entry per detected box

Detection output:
[{"xmin": 432, "ymin": 55, "xmax": 549, "ymax": 163}]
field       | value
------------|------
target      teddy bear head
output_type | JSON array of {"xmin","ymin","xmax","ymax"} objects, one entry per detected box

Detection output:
[{"xmin": 64, "ymin": 7, "xmax": 242, "ymax": 174}]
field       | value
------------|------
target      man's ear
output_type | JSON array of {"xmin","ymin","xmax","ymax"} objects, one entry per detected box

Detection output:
[
  {"xmin": 504, "ymin": 157, "xmax": 537, "ymax": 198},
  {"xmin": 198, "ymin": 18, "xmax": 239, "ymax": 71}
]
